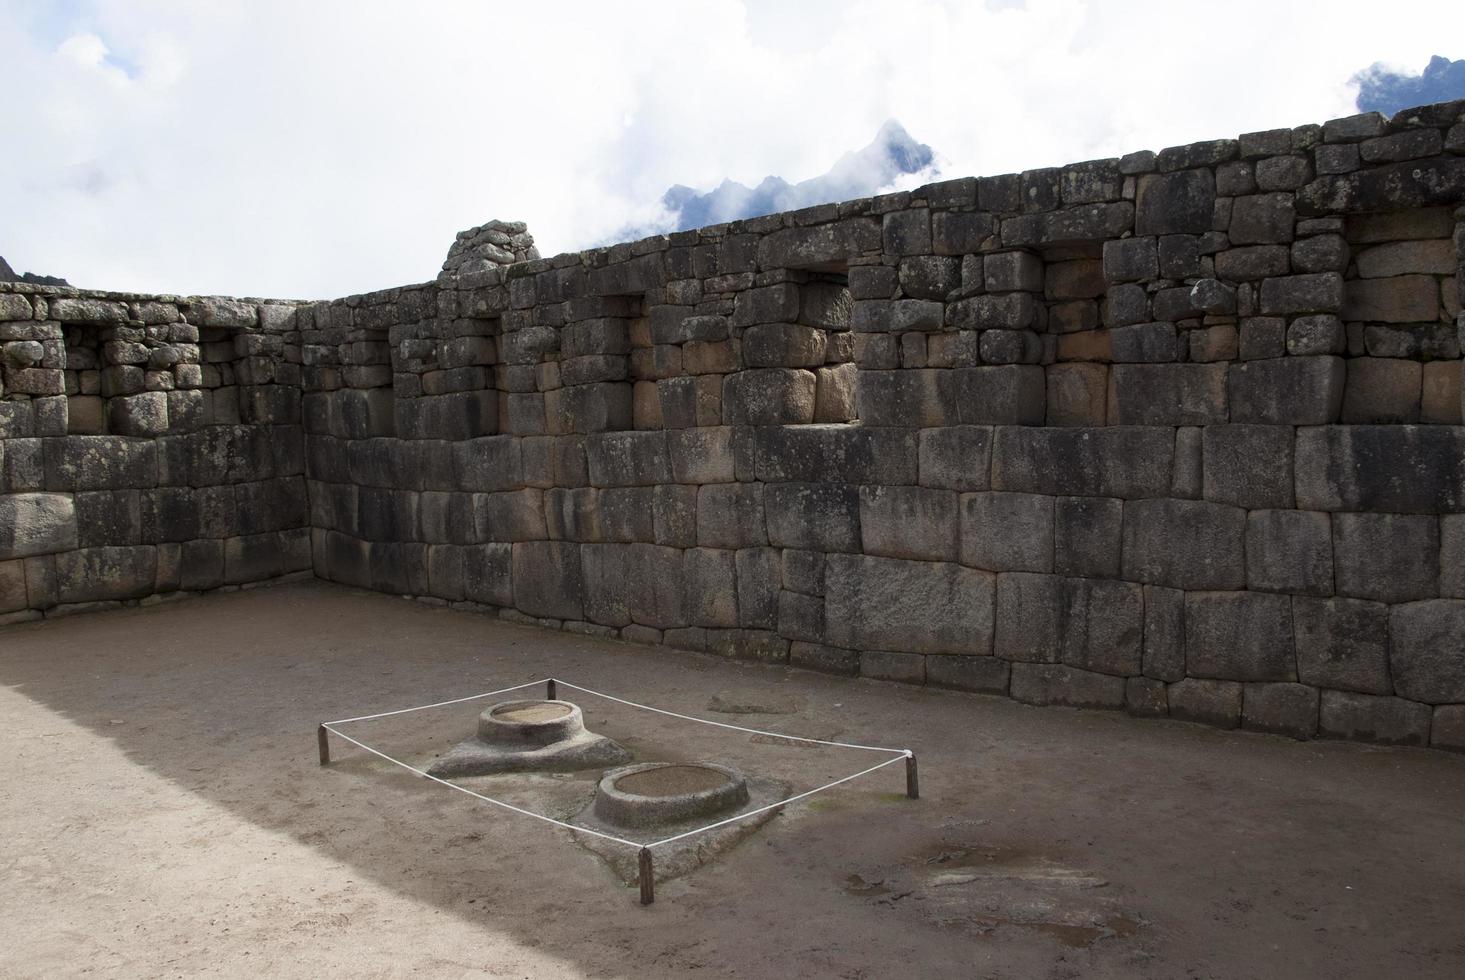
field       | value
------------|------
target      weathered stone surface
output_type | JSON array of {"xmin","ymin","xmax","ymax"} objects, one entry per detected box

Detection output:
[
  {"xmin": 1230, "ymin": 193, "xmax": 1295, "ymax": 244},
  {"xmin": 1045, "ymin": 363, "xmax": 1108, "ymax": 426},
  {"xmin": 825, "ymin": 554, "xmax": 993, "ymax": 656},
  {"xmin": 1203, "ymin": 425, "xmax": 1295, "ymax": 509},
  {"xmin": 757, "ymin": 219, "xmax": 879, "ymax": 270},
  {"xmin": 1122, "ymin": 498, "xmax": 1246, "ymax": 590},
  {"xmin": 512, "ymin": 541, "xmax": 583, "ymax": 620},
  {"xmin": 1259, "ymin": 273, "xmax": 1345, "ymax": 315},
  {"xmin": 0, "ymin": 492, "xmax": 78, "ymax": 560},
  {"xmin": 859, "ymin": 485, "xmax": 958, "ymax": 562},
  {"xmin": 925, "ymin": 654, "xmax": 1010, "ymax": 694},
  {"xmin": 991, "ymin": 426, "xmax": 1173, "ymax": 497},
  {"xmin": 1342, "ymin": 357, "xmax": 1421, "ymax": 424},
  {"xmin": 1010, "ymin": 663, "xmax": 1125, "ymax": 709},
  {"xmin": 855, "ymin": 369, "xmax": 956, "ymax": 427},
  {"xmin": 918, "ymin": 425, "xmax": 992, "ymax": 492},
  {"xmin": 1318, "ymin": 691, "xmax": 1431, "ymax": 746},
  {"xmin": 1142, "ymin": 585, "xmax": 1185, "ymax": 682},
  {"xmin": 1184, "ymin": 591, "xmax": 1295, "ymax": 682},
  {"xmin": 754, "ymin": 424, "xmax": 917, "ymax": 485},
  {"xmin": 1136, "ymin": 169, "xmax": 1215, "ymax": 236},
  {"xmin": 1294, "ymin": 425, "xmax": 1465, "ymax": 514},
  {"xmin": 1343, "ymin": 275, "xmax": 1441, "ymax": 322},
  {"xmin": 1333, "ymin": 512, "xmax": 1439, "ymax": 603},
  {"xmin": 860, "ymin": 650, "xmax": 925, "ymax": 684},
  {"xmin": 586, "ymin": 431, "xmax": 671, "ymax": 487},
  {"xmin": 1390, "ymin": 600, "xmax": 1465, "ymax": 703},
  {"xmin": 788, "ymin": 641, "xmax": 860, "ymax": 676},
  {"xmin": 960, "ymin": 492, "xmax": 1053, "ymax": 572},
  {"xmin": 1432, "ymin": 705, "xmax": 1465, "ymax": 753},
  {"xmin": 1444, "ymin": 515, "xmax": 1465, "ymax": 599},
  {"xmin": 1167, "ymin": 678, "xmax": 1243, "ymax": 729},
  {"xmin": 54, "ymin": 545, "xmax": 157, "ymax": 603},
  {"xmin": 1107, "ymin": 364, "xmax": 1228, "ymax": 425},
  {"xmin": 1293, "ymin": 596, "xmax": 1392, "ymax": 694},
  {"xmin": 46, "ymin": 436, "xmax": 157, "ymax": 490},
  {"xmin": 1242, "ymin": 682, "xmax": 1319, "ymax": 738},
  {"xmin": 1227, "ymin": 357, "xmax": 1344, "ymax": 424},
  {"xmin": 1245, "ymin": 510, "xmax": 1333, "ymax": 596},
  {"xmin": 722, "ymin": 369, "xmax": 816, "ymax": 425},
  {"xmin": 696, "ymin": 483, "xmax": 766, "ymax": 550},
  {"xmin": 1102, "ymin": 237, "xmax": 1158, "ymax": 282},
  {"xmin": 764, "ymin": 482, "xmax": 861, "ymax": 553},
  {"xmin": 1298, "ymin": 156, "xmax": 1465, "ymax": 215},
  {"xmin": 1053, "ymin": 495, "xmax": 1122, "ymax": 578},
  {"xmin": 950, "ymin": 366, "xmax": 1046, "ymax": 425}
]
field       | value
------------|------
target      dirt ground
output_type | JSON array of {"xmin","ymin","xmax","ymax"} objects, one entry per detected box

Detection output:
[{"xmin": 3, "ymin": 581, "xmax": 1464, "ymax": 979}]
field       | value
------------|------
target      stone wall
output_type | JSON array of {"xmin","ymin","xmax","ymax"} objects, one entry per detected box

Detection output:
[
  {"xmin": 6, "ymin": 101, "xmax": 1465, "ymax": 751},
  {"xmin": 1, "ymin": 288, "xmax": 311, "ymax": 621}
]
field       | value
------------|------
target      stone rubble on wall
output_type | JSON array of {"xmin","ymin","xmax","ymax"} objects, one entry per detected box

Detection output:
[
  {"xmin": 5, "ymin": 100, "xmax": 1465, "ymax": 754},
  {"xmin": 439, "ymin": 220, "xmax": 540, "ymax": 280}
]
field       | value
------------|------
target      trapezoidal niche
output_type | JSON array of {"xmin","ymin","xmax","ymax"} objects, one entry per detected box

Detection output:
[{"xmin": 426, "ymin": 699, "xmax": 632, "ymax": 777}]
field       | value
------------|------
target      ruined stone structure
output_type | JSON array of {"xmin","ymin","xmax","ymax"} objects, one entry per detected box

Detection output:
[{"xmin": 4, "ymin": 102, "xmax": 1465, "ymax": 751}]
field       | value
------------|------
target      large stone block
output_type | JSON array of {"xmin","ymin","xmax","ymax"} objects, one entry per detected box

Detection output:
[
  {"xmin": 1107, "ymin": 364, "xmax": 1228, "ymax": 425},
  {"xmin": 1167, "ymin": 678, "xmax": 1243, "ymax": 729},
  {"xmin": 696, "ymin": 483, "xmax": 766, "ymax": 550},
  {"xmin": 925, "ymin": 654, "xmax": 1011, "ymax": 694},
  {"xmin": 1053, "ymin": 495, "xmax": 1122, "ymax": 578},
  {"xmin": 960, "ymin": 491, "xmax": 1053, "ymax": 572},
  {"xmin": 991, "ymin": 426, "xmax": 1173, "ymax": 498},
  {"xmin": 1229, "ymin": 192, "xmax": 1295, "ymax": 244},
  {"xmin": 1185, "ymin": 591, "xmax": 1295, "ymax": 682},
  {"xmin": 949, "ymin": 366, "xmax": 1046, "ymax": 425},
  {"xmin": 1390, "ymin": 600, "xmax": 1465, "ymax": 703},
  {"xmin": 585, "ymin": 430, "xmax": 671, "ymax": 487},
  {"xmin": 512, "ymin": 541, "xmax": 583, "ymax": 620},
  {"xmin": 225, "ymin": 532, "xmax": 286, "ymax": 585},
  {"xmin": 1135, "ymin": 169, "xmax": 1215, "ymax": 236},
  {"xmin": 0, "ymin": 559, "xmax": 27, "ymax": 614},
  {"xmin": 1341, "ymin": 357, "xmax": 1421, "ymax": 423},
  {"xmin": 1245, "ymin": 510, "xmax": 1333, "ymax": 596},
  {"xmin": 0, "ymin": 492, "xmax": 77, "ymax": 559},
  {"xmin": 1142, "ymin": 585, "xmax": 1185, "ymax": 681},
  {"xmin": 1242, "ymin": 682, "xmax": 1319, "ymax": 738},
  {"xmin": 1203, "ymin": 425, "xmax": 1295, "ymax": 509},
  {"xmin": 859, "ymin": 485, "xmax": 959, "ymax": 562},
  {"xmin": 1045, "ymin": 363, "xmax": 1108, "ymax": 426},
  {"xmin": 1121, "ymin": 498, "xmax": 1246, "ymax": 590},
  {"xmin": 45, "ymin": 436, "xmax": 157, "ymax": 490},
  {"xmin": 995, "ymin": 572, "xmax": 1142, "ymax": 674},
  {"xmin": 756, "ymin": 219, "xmax": 880, "ymax": 270},
  {"xmin": 1318, "ymin": 690, "xmax": 1431, "ymax": 746},
  {"xmin": 1299, "ymin": 158, "xmax": 1465, "ymax": 215},
  {"xmin": 452, "ymin": 435, "xmax": 521, "ymax": 493},
  {"xmin": 855, "ymin": 369, "xmax": 956, "ymax": 427},
  {"xmin": 722, "ymin": 369, "xmax": 816, "ymax": 425},
  {"xmin": 735, "ymin": 547, "xmax": 780, "ymax": 630},
  {"xmin": 1333, "ymin": 512, "xmax": 1439, "ymax": 603},
  {"xmin": 1433, "ymin": 705, "xmax": 1465, "ymax": 753},
  {"xmin": 1295, "ymin": 425, "xmax": 1465, "ymax": 514},
  {"xmin": 474, "ymin": 488, "xmax": 547, "ymax": 542},
  {"xmin": 683, "ymin": 548, "xmax": 739, "ymax": 628},
  {"xmin": 764, "ymin": 482, "xmax": 861, "ymax": 552},
  {"xmin": 753, "ymin": 424, "xmax": 917, "ymax": 485},
  {"xmin": 917, "ymin": 425, "xmax": 993, "ymax": 492},
  {"xmin": 463, "ymin": 543, "xmax": 513, "ymax": 607},
  {"xmin": 1227, "ymin": 357, "xmax": 1344, "ymax": 424},
  {"xmin": 54, "ymin": 545, "xmax": 157, "ymax": 603},
  {"xmin": 825, "ymin": 554, "xmax": 994, "ymax": 656},
  {"xmin": 1292, "ymin": 596, "xmax": 1392, "ymax": 694},
  {"xmin": 1343, "ymin": 274, "xmax": 1441, "ymax": 323},
  {"xmin": 1009, "ymin": 663, "xmax": 1125, "ymax": 709},
  {"xmin": 597, "ymin": 487, "xmax": 655, "ymax": 543},
  {"xmin": 1444, "ymin": 515, "xmax": 1465, "ymax": 599}
]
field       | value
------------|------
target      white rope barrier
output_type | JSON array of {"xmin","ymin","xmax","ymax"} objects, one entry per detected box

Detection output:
[
  {"xmin": 323, "ymin": 678, "xmax": 549, "ymax": 726},
  {"xmin": 320, "ymin": 723, "xmax": 643, "ymax": 848},
  {"xmin": 554, "ymin": 679, "xmax": 911, "ymax": 756},
  {"xmin": 319, "ymin": 675, "xmax": 915, "ymax": 854}
]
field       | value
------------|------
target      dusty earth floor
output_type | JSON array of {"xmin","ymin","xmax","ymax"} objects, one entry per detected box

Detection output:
[{"xmin": 3, "ymin": 581, "xmax": 1464, "ymax": 979}]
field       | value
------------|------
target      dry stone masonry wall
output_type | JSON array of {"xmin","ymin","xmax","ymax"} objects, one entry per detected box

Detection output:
[
  {"xmin": 1, "ymin": 290, "xmax": 311, "ymax": 619},
  {"xmin": 5, "ymin": 101, "xmax": 1465, "ymax": 751}
]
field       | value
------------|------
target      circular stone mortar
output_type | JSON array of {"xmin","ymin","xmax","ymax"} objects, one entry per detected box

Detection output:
[
  {"xmin": 477, "ymin": 699, "xmax": 583, "ymax": 746},
  {"xmin": 592, "ymin": 762, "xmax": 750, "ymax": 829}
]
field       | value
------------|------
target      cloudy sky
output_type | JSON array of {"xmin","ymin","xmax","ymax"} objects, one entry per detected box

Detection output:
[{"xmin": 2, "ymin": 0, "xmax": 1462, "ymax": 299}]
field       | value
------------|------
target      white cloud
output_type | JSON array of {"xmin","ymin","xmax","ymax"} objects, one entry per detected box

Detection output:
[{"xmin": 0, "ymin": 0, "xmax": 1461, "ymax": 299}]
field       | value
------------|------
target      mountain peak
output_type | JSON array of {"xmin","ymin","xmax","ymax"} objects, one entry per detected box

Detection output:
[{"xmin": 650, "ymin": 120, "xmax": 937, "ymax": 234}]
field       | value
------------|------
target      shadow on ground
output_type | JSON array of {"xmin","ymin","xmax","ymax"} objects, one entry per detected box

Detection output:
[{"xmin": 3, "ymin": 581, "xmax": 1464, "ymax": 978}]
